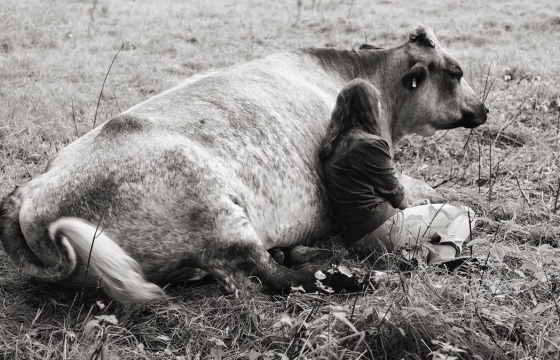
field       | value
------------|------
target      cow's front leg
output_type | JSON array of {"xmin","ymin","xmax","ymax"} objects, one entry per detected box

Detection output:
[{"xmin": 396, "ymin": 173, "xmax": 443, "ymax": 203}]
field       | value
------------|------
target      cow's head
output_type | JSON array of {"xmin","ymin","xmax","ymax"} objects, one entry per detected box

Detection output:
[{"xmin": 367, "ymin": 25, "xmax": 488, "ymax": 139}]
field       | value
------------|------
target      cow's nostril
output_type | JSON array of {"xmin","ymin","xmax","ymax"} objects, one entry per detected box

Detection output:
[{"xmin": 484, "ymin": 105, "xmax": 489, "ymax": 114}]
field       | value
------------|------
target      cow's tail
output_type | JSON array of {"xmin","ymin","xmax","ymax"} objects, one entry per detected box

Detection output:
[
  {"xmin": 0, "ymin": 192, "xmax": 164, "ymax": 303},
  {"xmin": 50, "ymin": 218, "xmax": 165, "ymax": 303}
]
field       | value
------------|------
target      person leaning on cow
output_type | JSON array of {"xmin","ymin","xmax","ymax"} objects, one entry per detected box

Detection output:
[{"xmin": 320, "ymin": 78, "xmax": 474, "ymax": 267}]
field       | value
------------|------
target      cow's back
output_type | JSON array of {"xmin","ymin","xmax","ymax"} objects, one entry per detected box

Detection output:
[
  {"xmin": 31, "ymin": 52, "xmax": 345, "ymax": 250},
  {"xmin": 111, "ymin": 53, "xmax": 344, "ymax": 246}
]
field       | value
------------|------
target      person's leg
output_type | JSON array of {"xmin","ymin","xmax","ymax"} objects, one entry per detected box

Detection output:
[
  {"xmin": 389, "ymin": 203, "xmax": 475, "ymax": 263},
  {"xmin": 389, "ymin": 204, "xmax": 457, "ymax": 244},
  {"xmin": 352, "ymin": 204, "xmax": 475, "ymax": 264},
  {"xmin": 351, "ymin": 219, "xmax": 395, "ymax": 254}
]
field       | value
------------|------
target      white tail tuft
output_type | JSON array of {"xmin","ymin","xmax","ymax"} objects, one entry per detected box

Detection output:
[{"xmin": 49, "ymin": 218, "xmax": 165, "ymax": 303}]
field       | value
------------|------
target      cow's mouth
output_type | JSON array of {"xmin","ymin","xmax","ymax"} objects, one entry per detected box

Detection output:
[
  {"xmin": 435, "ymin": 114, "xmax": 487, "ymax": 131},
  {"xmin": 461, "ymin": 117, "xmax": 486, "ymax": 128},
  {"xmin": 453, "ymin": 104, "xmax": 489, "ymax": 129}
]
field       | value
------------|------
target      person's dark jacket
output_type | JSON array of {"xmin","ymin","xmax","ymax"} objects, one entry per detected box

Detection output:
[{"xmin": 323, "ymin": 131, "xmax": 405, "ymax": 242}]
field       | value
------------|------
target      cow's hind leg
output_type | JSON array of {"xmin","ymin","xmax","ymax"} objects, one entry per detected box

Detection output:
[
  {"xmin": 200, "ymin": 195, "xmax": 360, "ymax": 296},
  {"xmin": 204, "ymin": 240, "xmax": 361, "ymax": 296}
]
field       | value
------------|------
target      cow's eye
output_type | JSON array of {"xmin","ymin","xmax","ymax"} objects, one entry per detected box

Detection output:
[{"xmin": 449, "ymin": 69, "xmax": 463, "ymax": 80}]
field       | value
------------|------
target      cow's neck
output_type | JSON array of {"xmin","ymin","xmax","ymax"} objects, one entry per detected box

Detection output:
[
  {"xmin": 385, "ymin": 105, "xmax": 412, "ymax": 150},
  {"xmin": 302, "ymin": 48, "xmax": 408, "ymax": 148},
  {"xmin": 385, "ymin": 109, "xmax": 410, "ymax": 151},
  {"xmin": 376, "ymin": 106, "xmax": 395, "ymax": 152},
  {"xmin": 302, "ymin": 48, "xmax": 388, "ymax": 84},
  {"xmin": 357, "ymin": 50, "xmax": 410, "ymax": 149}
]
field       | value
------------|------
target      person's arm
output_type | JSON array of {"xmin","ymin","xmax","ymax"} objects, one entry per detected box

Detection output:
[
  {"xmin": 396, "ymin": 195, "xmax": 409, "ymax": 210},
  {"xmin": 410, "ymin": 198, "xmax": 430, "ymax": 207},
  {"xmin": 359, "ymin": 138, "xmax": 407, "ymax": 209}
]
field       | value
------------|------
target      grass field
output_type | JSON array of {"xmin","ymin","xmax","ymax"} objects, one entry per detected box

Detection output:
[{"xmin": 2, "ymin": 0, "xmax": 560, "ymax": 358}]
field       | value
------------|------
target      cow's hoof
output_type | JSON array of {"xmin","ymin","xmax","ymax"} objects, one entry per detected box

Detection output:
[
  {"xmin": 270, "ymin": 248, "xmax": 285, "ymax": 265},
  {"xmin": 287, "ymin": 246, "xmax": 332, "ymax": 266},
  {"xmin": 368, "ymin": 270, "xmax": 401, "ymax": 290}
]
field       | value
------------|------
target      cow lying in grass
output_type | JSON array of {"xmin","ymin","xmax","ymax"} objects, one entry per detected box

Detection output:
[{"xmin": 0, "ymin": 25, "xmax": 487, "ymax": 303}]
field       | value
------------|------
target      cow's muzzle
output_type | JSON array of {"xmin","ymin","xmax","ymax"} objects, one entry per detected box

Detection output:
[{"xmin": 461, "ymin": 103, "xmax": 488, "ymax": 128}]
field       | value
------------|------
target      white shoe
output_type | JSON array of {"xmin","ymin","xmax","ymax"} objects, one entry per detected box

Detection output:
[{"xmin": 427, "ymin": 242, "xmax": 460, "ymax": 265}]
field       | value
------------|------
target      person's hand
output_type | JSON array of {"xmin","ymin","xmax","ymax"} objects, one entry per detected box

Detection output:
[
  {"xmin": 411, "ymin": 198, "xmax": 430, "ymax": 207},
  {"xmin": 397, "ymin": 196, "xmax": 409, "ymax": 210}
]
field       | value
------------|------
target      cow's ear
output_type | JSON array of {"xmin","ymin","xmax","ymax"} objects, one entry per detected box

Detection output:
[
  {"xmin": 401, "ymin": 63, "xmax": 428, "ymax": 89},
  {"xmin": 359, "ymin": 44, "xmax": 383, "ymax": 50}
]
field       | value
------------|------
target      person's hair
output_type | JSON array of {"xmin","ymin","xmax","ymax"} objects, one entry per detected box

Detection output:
[{"xmin": 319, "ymin": 79, "xmax": 383, "ymax": 161}]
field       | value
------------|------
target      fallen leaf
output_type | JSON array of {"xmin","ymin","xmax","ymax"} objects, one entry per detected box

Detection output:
[
  {"xmin": 248, "ymin": 350, "xmax": 261, "ymax": 360},
  {"xmin": 315, "ymin": 280, "xmax": 334, "ymax": 293},
  {"xmin": 531, "ymin": 302, "xmax": 552, "ymax": 314},
  {"xmin": 538, "ymin": 244, "xmax": 552, "ymax": 254},
  {"xmin": 314, "ymin": 270, "xmax": 326, "ymax": 280},
  {"xmin": 290, "ymin": 285, "xmax": 305, "ymax": 293},
  {"xmin": 274, "ymin": 352, "xmax": 289, "ymax": 360},
  {"xmin": 451, "ymin": 326, "xmax": 465, "ymax": 334},
  {"xmin": 331, "ymin": 312, "xmax": 358, "ymax": 334},
  {"xmin": 404, "ymin": 307, "xmax": 429, "ymax": 317},
  {"xmin": 84, "ymin": 319, "xmax": 100, "ymax": 338},
  {"xmin": 156, "ymin": 335, "xmax": 171, "ymax": 342},
  {"xmin": 467, "ymin": 238, "xmax": 489, "ymax": 247},
  {"xmin": 210, "ymin": 347, "xmax": 223, "ymax": 360},
  {"xmin": 208, "ymin": 337, "xmax": 227, "ymax": 347},
  {"xmin": 534, "ymin": 271, "xmax": 547, "ymax": 282},
  {"xmin": 520, "ymin": 262, "xmax": 539, "ymax": 273},
  {"xmin": 272, "ymin": 314, "xmax": 293, "ymax": 329},
  {"xmin": 490, "ymin": 247, "xmax": 505, "ymax": 264},
  {"xmin": 473, "ymin": 216, "xmax": 495, "ymax": 224},
  {"xmin": 95, "ymin": 315, "xmax": 118, "ymax": 325},
  {"xmin": 337, "ymin": 265, "xmax": 353, "ymax": 278}
]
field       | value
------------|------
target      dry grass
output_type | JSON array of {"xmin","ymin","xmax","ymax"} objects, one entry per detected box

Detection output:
[{"xmin": 2, "ymin": 0, "xmax": 560, "ymax": 359}]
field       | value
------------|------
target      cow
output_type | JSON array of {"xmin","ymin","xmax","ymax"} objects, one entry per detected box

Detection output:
[{"xmin": 0, "ymin": 25, "xmax": 488, "ymax": 303}]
